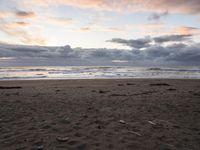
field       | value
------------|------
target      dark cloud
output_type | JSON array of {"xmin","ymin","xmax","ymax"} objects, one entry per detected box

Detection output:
[
  {"xmin": 165, "ymin": 44, "xmax": 200, "ymax": 62},
  {"xmin": 107, "ymin": 37, "xmax": 152, "ymax": 49},
  {"xmin": 153, "ymin": 34, "xmax": 192, "ymax": 43},
  {"xmin": 15, "ymin": 10, "xmax": 36, "ymax": 18},
  {"xmin": 148, "ymin": 11, "xmax": 169, "ymax": 21},
  {"xmin": 15, "ymin": 22, "xmax": 30, "ymax": 26},
  {"xmin": 108, "ymin": 34, "xmax": 193, "ymax": 49}
]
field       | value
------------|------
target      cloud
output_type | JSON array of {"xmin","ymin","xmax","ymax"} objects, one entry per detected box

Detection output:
[
  {"xmin": 80, "ymin": 27, "xmax": 91, "ymax": 32},
  {"xmin": 126, "ymin": 23, "xmax": 167, "ymax": 36},
  {"xmin": 15, "ymin": 10, "xmax": 36, "ymax": 18},
  {"xmin": 14, "ymin": 22, "xmax": 30, "ymax": 26},
  {"xmin": 153, "ymin": 34, "xmax": 192, "ymax": 43},
  {"xmin": 145, "ymin": 44, "xmax": 200, "ymax": 63},
  {"xmin": 3, "ymin": 22, "xmax": 31, "ymax": 29},
  {"xmin": 26, "ymin": 0, "xmax": 200, "ymax": 14},
  {"xmin": 108, "ymin": 34, "xmax": 194, "ymax": 49},
  {"xmin": 0, "ymin": 10, "xmax": 47, "ymax": 45},
  {"xmin": 0, "ymin": 22, "xmax": 47, "ymax": 45},
  {"xmin": 0, "ymin": 43, "xmax": 99, "ymax": 58},
  {"xmin": 107, "ymin": 37, "xmax": 152, "ymax": 49},
  {"xmin": 173, "ymin": 26, "xmax": 200, "ymax": 35},
  {"xmin": 0, "ymin": 35, "xmax": 200, "ymax": 66},
  {"xmin": 46, "ymin": 17, "xmax": 74, "ymax": 26},
  {"xmin": 132, "ymin": 24, "xmax": 200, "ymax": 37},
  {"xmin": 77, "ymin": 25, "xmax": 125, "ymax": 33},
  {"xmin": 104, "ymin": 27, "xmax": 125, "ymax": 33},
  {"xmin": 27, "ymin": 0, "xmax": 109, "ymax": 10},
  {"xmin": 0, "ymin": 11, "xmax": 12, "ymax": 19},
  {"xmin": 148, "ymin": 11, "xmax": 169, "ymax": 21}
]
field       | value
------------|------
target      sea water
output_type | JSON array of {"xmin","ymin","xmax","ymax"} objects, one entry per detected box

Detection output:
[{"xmin": 0, "ymin": 66, "xmax": 200, "ymax": 80}]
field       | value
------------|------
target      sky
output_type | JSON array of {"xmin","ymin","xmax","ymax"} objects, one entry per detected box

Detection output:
[{"xmin": 0, "ymin": 0, "xmax": 200, "ymax": 66}]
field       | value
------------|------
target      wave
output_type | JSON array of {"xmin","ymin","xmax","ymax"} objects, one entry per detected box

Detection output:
[
  {"xmin": 0, "ymin": 76, "xmax": 48, "ymax": 80},
  {"xmin": 148, "ymin": 67, "xmax": 200, "ymax": 72},
  {"xmin": 0, "ymin": 66, "xmax": 200, "ymax": 80}
]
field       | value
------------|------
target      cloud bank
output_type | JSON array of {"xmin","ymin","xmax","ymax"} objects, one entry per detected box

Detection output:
[
  {"xmin": 0, "ymin": 34, "xmax": 200, "ymax": 66},
  {"xmin": 108, "ymin": 34, "xmax": 193, "ymax": 48}
]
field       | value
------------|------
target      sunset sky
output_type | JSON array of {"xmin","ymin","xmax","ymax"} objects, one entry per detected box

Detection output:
[{"xmin": 0, "ymin": 0, "xmax": 200, "ymax": 66}]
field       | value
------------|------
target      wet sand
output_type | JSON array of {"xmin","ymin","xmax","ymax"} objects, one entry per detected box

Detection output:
[{"xmin": 0, "ymin": 79, "xmax": 200, "ymax": 150}]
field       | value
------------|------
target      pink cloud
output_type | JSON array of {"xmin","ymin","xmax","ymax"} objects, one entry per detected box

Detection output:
[
  {"xmin": 0, "ymin": 11, "xmax": 12, "ymax": 19},
  {"xmin": 0, "ymin": 22, "xmax": 47, "ymax": 45},
  {"xmin": 27, "ymin": 0, "xmax": 200, "ymax": 14},
  {"xmin": 46, "ymin": 17, "xmax": 74, "ymax": 26},
  {"xmin": 80, "ymin": 27, "xmax": 91, "ymax": 32},
  {"xmin": 173, "ymin": 26, "xmax": 200, "ymax": 35}
]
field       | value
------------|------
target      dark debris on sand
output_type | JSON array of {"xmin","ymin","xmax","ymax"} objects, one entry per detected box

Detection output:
[
  {"xmin": 150, "ymin": 83, "xmax": 170, "ymax": 86},
  {"xmin": 0, "ymin": 86, "xmax": 22, "ymax": 89}
]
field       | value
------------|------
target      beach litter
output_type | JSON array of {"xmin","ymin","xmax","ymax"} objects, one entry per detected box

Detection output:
[
  {"xmin": 148, "ymin": 121, "xmax": 156, "ymax": 125},
  {"xmin": 119, "ymin": 120, "xmax": 126, "ymax": 124},
  {"xmin": 128, "ymin": 131, "xmax": 142, "ymax": 136},
  {"xmin": 56, "ymin": 136, "xmax": 69, "ymax": 142}
]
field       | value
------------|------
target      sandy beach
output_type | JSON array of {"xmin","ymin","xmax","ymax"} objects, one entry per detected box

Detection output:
[{"xmin": 0, "ymin": 79, "xmax": 200, "ymax": 150}]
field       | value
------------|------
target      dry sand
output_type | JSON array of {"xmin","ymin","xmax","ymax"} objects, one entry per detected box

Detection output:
[{"xmin": 0, "ymin": 79, "xmax": 200, "ymax": 150}]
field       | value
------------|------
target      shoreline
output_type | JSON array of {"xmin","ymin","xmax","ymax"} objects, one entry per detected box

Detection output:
[
  {"xmin": 1, "ymin": 77, "xmax": 200, "ymax": 82},
  {"xmin": 0, "ymin": 79, "xmax": 200, "ymax": 149}
]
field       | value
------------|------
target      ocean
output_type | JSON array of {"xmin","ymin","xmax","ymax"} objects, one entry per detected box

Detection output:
[{"xmin": 0, "ymin": 66, "xmax": 200, "ymax": 80}]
